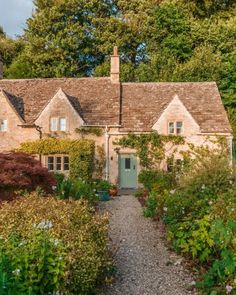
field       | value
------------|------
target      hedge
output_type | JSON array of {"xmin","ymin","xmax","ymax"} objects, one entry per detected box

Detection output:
[{"xmin": 18, "ymin": 138, "xmax": 95, "ymax": 181}]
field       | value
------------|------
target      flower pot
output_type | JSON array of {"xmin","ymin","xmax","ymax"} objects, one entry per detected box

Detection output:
[
  {"xmin": 109, "ymin": 188, "xmax": 118, "ymax": 197},
  {"xmin": 97, "ymin": 191, "xmax": 110, "ymax": 201}
]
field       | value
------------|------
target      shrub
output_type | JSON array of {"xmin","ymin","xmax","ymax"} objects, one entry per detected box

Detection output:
[
  {"xmin": 162, "ymin": 149, "xmax": 236, "ymax": 294},
  {"xmin": 143, "ymin": 191, "xmax": 158, "ymax": 218},
  {"xmin": 0, "ymin": 152, "xmax": 55, "ymax": 200},
  {"xmin": 139, "ymin": 169, "xmax": 174, "ymax": 192},
  {"xmin": 0, "ymin": 192, "xmax": 111, "ymax": 294}
]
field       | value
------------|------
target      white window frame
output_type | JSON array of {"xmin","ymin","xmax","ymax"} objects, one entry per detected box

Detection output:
[
  {"xmin": 50, "ymin": 117, "xmax": 67, "ymax": 132},
  {"xmin": 59, "ymin": 117, "xmax": 66, "ymax": 131},
  {"xmin": 168, "ymin": 121, "xmax": 183, "ymax": 135},
  {"xmin": 50, "ymin": 117, "xmax": 58, "ymax": 131},
  {"xmin": 0, "ymin": 120, "xmax": 7, "ymax": 132}
]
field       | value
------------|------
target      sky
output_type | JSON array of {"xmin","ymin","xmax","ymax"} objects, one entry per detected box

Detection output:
[{"xmin": 0, "ymin": 0, "xmax": 34, "ymax": 38}]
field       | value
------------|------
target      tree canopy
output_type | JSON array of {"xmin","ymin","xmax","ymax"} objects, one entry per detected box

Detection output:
[{"xmin": 1, "ymin": 0, "xmax": 236, "ymax": 136}]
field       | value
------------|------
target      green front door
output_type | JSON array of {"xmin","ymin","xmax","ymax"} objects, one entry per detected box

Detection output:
[{"xmin": 119, "ymin": 154, "xmax": 137, "ymax": 189}]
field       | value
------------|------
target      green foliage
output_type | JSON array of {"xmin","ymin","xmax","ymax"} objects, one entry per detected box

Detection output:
[
  {"xmin": 162, "ymin": 147, "xmax": 236, "ymax": 293},
  {"xmin": 143, "ymin": 192, "xmax": 158, "ymax": 218},
  {"xmin": 0, "ymin": 192, "xmax": 111, "ymax": 295},
  {"xmin": 116, "ymin": 132, "xmax": 184, "ymax": 169},
  {"xmin": 18, "ymin": 138, "xmax": 95, "ymax": 181},
  {"xmin": 94, "ymin": 179, "xmax": 112, "ymax": 192},
  {"xmin": 76, "ymin": 127, "xmax": 103, "ymax": 137},
  {"xmin": 139, "ymin": 169, "xmax": 175, "ymax": 191},
  {"xmin": 0, "ymin": 230, "xmax": 65, "ymax": 295}
]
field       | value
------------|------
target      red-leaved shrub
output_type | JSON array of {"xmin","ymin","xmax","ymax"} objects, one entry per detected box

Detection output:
[{"xmin": 0, "ymin": 152, "xmax": 55, "ymax": 200}]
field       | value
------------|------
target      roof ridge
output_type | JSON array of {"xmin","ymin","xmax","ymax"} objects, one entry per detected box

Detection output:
[
  {"xmin": 122, "ymin": 81, "xmax": 217, "ymax": 85},
  {"xmin": 0, "ymin": 77, "xmax": 110, "ymax": 82}
]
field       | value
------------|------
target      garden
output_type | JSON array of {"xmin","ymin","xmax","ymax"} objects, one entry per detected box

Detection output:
[
  {"xmin": 134, "ymin": 139, "xmax": 236, "ymax": 294},
  {"xmin": 0, "ymin": 139, "xmax": 116, "ymax": 294}
]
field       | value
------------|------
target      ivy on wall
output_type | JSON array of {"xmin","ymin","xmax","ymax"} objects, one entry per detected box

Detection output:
[
  {"xmin": 115, "ymin": 132, "xmax": 185, "ymax": 169},
  {"xmin": 18, "ymin": 138, "xmax": 95, "ymax": 181},
  {"xmin": 75, "ymin": 127, "xmax": 103, "ymax": 137}
]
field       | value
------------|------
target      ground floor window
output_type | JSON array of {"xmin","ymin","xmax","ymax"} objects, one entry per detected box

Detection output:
[{"xmin": 47, "ymin": 155, "xmax": 69, "ymax": 172}]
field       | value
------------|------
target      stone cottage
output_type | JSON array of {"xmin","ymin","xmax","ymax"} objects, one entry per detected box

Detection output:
[{"xmin": 0, "ymin": 48, "xmax": 232, "ymax": 188}]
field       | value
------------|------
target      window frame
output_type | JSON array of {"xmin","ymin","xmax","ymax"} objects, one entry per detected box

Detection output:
[
  {"xmin": 59, "ymin": 117, "xmax": 66, "ymax": 131},
  {"xmin": 0, "ymin": 119, "xmax": 7, "ymax": 132},
  {"xmin": 46, "ymin": 155, "xmax": 70, "ymax": 172},
  {"xmin": 167, "ymin": 121, "xmax": 183, "ymax": 135},
  {"xmin": 50, "ymin": 117, "xmax": 67, "ymax": 132}
]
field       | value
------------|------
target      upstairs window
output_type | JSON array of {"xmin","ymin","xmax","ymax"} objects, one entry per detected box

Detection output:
[
  {"xmin": 168, "ymin": 122, "xmax": 175, "ymax": 134},
  {"xmin": 59, "ymin": 118, "xmax": 66, "ymax": 131},
  {"xmin": 0, "ymin": 120, "xmax": 7, "ymax": 132},
  {"xmin": 176, "ymin": 121, "xmax": 183, "ymax": 134},
  {"xmin": 50, "ymin": 117, "xmax": 67, "ymax": 131},
  {"xmin": 168, "ymin": 121, "xmax": 183, "ymax": 135}
]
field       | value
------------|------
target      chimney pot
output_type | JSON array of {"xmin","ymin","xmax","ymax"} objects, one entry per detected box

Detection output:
[{"xmin": 110, "ymin": 46, "xmax": 120, "ymax": 83}]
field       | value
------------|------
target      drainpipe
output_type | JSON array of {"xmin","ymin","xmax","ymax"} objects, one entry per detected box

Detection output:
[
  {"xmin": 35, "ymin": 125, "xmax": 43, "ymax": 164},
  {"xmin": 105, "ymin": 126, "xmax": 110, "ymax": 181}
]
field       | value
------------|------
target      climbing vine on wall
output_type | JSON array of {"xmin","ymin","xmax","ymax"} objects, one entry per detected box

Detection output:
[
  {"xmin": 18, "ymin": 138, "xmax": 95, "ymax": 181},
  {"xmin": 75, "ymin": 127, "xmax": 103, "ymax": 137},
  {"xmin": 115, "ymin": 132, "xmax": 185, "ymax": 169}
]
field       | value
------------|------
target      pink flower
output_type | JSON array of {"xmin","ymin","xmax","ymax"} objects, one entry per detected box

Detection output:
[{"xmin": 226, "ymin": 285, "xmax": 233, "ymax": 293}]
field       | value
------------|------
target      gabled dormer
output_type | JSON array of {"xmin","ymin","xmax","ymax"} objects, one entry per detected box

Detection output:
[
  {"xmin": 35, "ymin": 88, "xmax": 84, "ymax": 134},
  {"xmin": 152, "ymin": 94, "xmax": 200, "ymax": 137},
  {"xmin": 0, "ymin": 88, "xmax": 24, "ymax": 133}
]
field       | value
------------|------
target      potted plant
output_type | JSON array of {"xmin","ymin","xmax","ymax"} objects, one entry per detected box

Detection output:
[
  {"xmin": 95, "ymin": 180, "xmax": 111, "ymax": 201},
  {"xmin": 109, "ymin": 184, "xmax": 118, "ymax": 197}
]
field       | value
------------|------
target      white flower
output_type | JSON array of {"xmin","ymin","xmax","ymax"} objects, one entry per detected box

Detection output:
[
  {"xmin": 52, "ymin": 186, "xmax": 57, "ymax": 190},
  {"xmin": 50, "ymin": 238, "xmax": 60, "ymax": 246},
  {"xmin": 226, "ymin": 285, "xmax": 233, "ymax": 293},
  {"xmin": 163, "ymin": 207, "xmax": 168, "ymax": 212},
  {"xmin": 12, "ymin": 269, "xmax": 20, "ymax": 276},
  {"xmin": 170, "ymin": 189, "xmax": 176, "ymax": 194},
  {"xmin": 35, "ymin": 220, "xmax": 53, "ymax": 229},
  {"xmin": 208, "ymin": 201, "xmax": 213, "ymax": 205},
  {"xmin": 201, "ymin": 184, "xmax": 206, "ymax": 190}
]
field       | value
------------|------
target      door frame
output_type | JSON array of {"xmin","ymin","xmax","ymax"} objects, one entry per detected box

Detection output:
[{"xmin": 118, "ymin": 153, "xmax": 138, "ymax": 189}]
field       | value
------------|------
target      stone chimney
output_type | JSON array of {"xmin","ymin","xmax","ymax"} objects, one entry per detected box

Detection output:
[
  {"xmin": 0, "ymin": 56, "xmax": 3, "ymax": 79},
  {"xmin": 110, "ymin": 46, "xmax": 120, "ymax": 83}
]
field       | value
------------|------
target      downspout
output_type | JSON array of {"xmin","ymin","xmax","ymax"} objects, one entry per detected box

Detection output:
[
  {"xmin": 35, "ymin": 125, "xmax": 43, "ymax": 164},
  {"xmin": 105, "ymin": 125, "xmax": 110, "ymax": 181}
]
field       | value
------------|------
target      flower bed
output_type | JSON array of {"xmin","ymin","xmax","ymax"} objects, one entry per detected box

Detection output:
[
  {"xmin": 140, "ymin": 146, "xmax": 236, "ymax": 294},
  {"xmin": 0, "ymin": 192, "xmax": 112, "ymax": 294}
]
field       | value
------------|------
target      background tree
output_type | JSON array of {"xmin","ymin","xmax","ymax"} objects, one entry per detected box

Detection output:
[{"xmin": 1, "ymin": 0, "xmax": 236, "ymax": 139}]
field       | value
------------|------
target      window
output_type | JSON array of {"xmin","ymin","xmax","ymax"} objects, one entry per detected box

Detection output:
[
  {"xmin": 64, "ymin": 156, "xmax": 69, "ymax": 171},
  {"xmin": 50, "ymin": 117, "xmax": 67, "ymax": 131},
  {"xmin": 56, "ymin": 157, "xmax": 62, "ymax": 171},
  {"xmin": 59, "ymin": 118, "xmax": 66, "ymax": 131},
  {"xmin": 46, "ymin": 155, "xmax": 70, "ymax": 172},
  {"xmin": 50, "ymin": 117, "xmax": 58, "ymax": 131},
  {"xmin": 168, "ymin": 121, "xmax": 183, "ymax": 135},
  {"xmin": 176, "ymin": 121, "xmax": 183, "ymax": 134},
  {"xmin": 0, "ymin": 120, "xmax": 7, "ymax": 132},
  {"xmin": 125, "ymin": 158, "xmax": 131, "ymax": 170},
  {"xmin": 48, "ymin": 156, "xmax": 54, "ymax": 171},
  {"xmin": 168, "ymin": 122, "xmax": 175, "ymax": 134}
]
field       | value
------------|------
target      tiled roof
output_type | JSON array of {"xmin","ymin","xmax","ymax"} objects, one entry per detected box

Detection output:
[
  {"xmin": 0, "ymin": 77, "xmax": 120, "ymax": 125},
  {"xmin": 121, "ymin": 82, "xmax": 232, "ymax": 133},
  {"xmin": 0, "ymin": 78, "xmax": 232, "ymax": 133}
]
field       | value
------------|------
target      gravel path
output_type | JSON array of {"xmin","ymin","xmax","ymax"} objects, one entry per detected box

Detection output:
[{"xmin": 99, "ymin": 195, "xmax": 198, "ymax": 295}]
